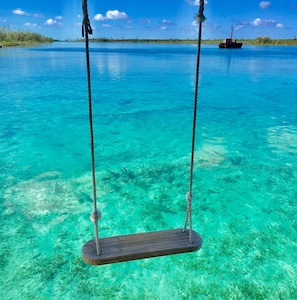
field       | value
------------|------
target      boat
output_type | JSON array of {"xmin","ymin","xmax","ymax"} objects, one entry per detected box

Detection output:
[{"xmin": 218, "ymin": 25, "xmax": 242, "ymax": 49}]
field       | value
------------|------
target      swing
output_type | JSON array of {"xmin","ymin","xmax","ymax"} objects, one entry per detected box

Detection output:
[{"xmin": 81, "ymin": 0, "xmax": 205, "ymax": 266}]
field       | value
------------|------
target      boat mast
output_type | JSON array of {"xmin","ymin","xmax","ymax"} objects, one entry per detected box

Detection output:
[{"xmin": 230, "ymin": 24, "xmax": 233, "ymax": 40}]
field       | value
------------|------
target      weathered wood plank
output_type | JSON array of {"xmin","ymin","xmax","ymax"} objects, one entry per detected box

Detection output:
[{"xmin": 82, "ymin": 228, "xmax": 202, "ymax": 265}]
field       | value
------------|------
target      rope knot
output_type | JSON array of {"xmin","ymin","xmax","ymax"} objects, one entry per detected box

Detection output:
[
  {"xmin": 186, "ymin": 192, "xmax": 192, "ymax": 204},
  {"xmin": 196, "ymin": 0, "xmax": 207, "ymax": 23},
  {"xmin": 90, "ymin": 210, "xmax": 101, "ymax": 223}
]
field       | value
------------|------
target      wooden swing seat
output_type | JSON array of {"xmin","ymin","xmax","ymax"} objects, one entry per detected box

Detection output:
[{"xmin": 82, "ymin": 228, "xmax": 202, "ymax": 265}]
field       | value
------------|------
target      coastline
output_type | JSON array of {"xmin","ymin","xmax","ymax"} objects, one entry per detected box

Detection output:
[
  {"xmin": 1, "ymin": 38, "xmax": 297, "ymax": 48},
  {"xmin": 68, "ymin": 38, "xmax": 297, "ymax": 46}
]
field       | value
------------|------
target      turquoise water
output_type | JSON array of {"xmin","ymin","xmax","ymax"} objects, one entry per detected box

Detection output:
[{"xmin": 1, "ymin": 42, "xmax": 296, "ymax": 299}]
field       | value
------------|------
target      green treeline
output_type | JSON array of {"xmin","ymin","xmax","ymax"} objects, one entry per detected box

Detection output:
[
  {"xmin": 70, "ymin": 38, "xmax": 198, "ymax": 44},
  {"xmin": 242, "ymin": 36, "xmax": 297, "ymax": 46},
  {"xmin": 1, "ymin": 27, "xmax": 297, "ymax": 47},
  {"xmin": 204, "ymin": 37, "xmax": 297, "ymax": 46},
  {"xmin": 73, "ymin": 36, "xmax": 297, "ymax": 46},
  {"xmin": 0, "ymin": 27, "xmax": 53, "ymax": 46},
  {"xmin": 255, "ymin": 36, "xmax": 297, "ymax": 45}
]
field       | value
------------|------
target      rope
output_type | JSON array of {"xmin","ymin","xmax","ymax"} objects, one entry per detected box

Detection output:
[
  {"xmin": 82, "ymin": 0, "xmax": 101, "ymax": 256},
  {"xmin": 183, "ymin": 0, "xmax": 206, "ymax": 243}
]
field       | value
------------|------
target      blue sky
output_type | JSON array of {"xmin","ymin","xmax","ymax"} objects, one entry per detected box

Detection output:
[{"xmin": 1, "ymin": 1, "xmax": 296, "ymax": 40}]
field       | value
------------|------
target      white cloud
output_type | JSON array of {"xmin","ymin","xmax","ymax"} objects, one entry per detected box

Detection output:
[
  {"xmin": 276, "ymin": 23, "xmax": 285, "ymax": 28},
  {"xmin": 191, "ymin": 20, "xmax": 198, "ymax": 26},
  {"xmin": 94, "ymin": 14, "xmax": 105, "ymax": 21},
  {"xmin": 248, "ymin": 18, "xmax": 285, "ymax": 29},
  {"xmin": 251, "ymin": 18, "xmax": 262, "ymax": 26},
  {"xmin": 24, "ymin": 22, "xmax": 37, "ymax": 27},
  {"xmin": 236, "ymin": 24, "xmax": 244, "ymax": 30},
  {"xmin": 162, "ymin": 19, "xmax": 174, "ymax": 25},
  {"xmin": 13, "ymin": 8, "xmax": 43, "ymax": 18},
  {"xmin": 251, "ymin": 18, "xmax": 276, "ymax": 26},
  {"xmin": 94, "ymin": 10, "xmax": 128, "ymax": 21},
  {"xmin": 45, "ymin": 18, "xmax": 62, "ymax": 26},
  {"xmin": 13, "ymin": 8, "xmax": 29, "ymax": 16},
  {"xmin": 106, "ymin": 10, "xmax": 128, "ymax": 20},
  {"xmin": 259, "ymin": 1, "xmax": 271, "ymax": 9},
  {"xmin": 45, "ymin": 18, "xmax": 56, "ymax": 25},
  {"xmin": 102, "ymin": 24, "xmax": 112, "ymax": 28},
  {"xmin": 55, "ymin": 16, "xmax": 63, "ymax": 20}
]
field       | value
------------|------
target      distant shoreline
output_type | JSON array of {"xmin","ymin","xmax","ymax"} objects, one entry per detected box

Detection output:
[
  {"xmin": 2, "ymin": 38, "xmax": 297, "ymax": 47},
  {"xmin": 1, "ymin": 27, "xmax": 296, "ymax": 47},
  {"xmin": 0, "ymin": 41, "xmax": 57, "ymax": 48},
  {"xmin": 66, "ymin": 38, "xmax": 297, "ymax": 46},
  {"xmin": 67, "ymin": 37, "xmax": 297, "ymax": 46}
]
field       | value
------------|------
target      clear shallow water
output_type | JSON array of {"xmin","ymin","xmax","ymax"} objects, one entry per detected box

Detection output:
[{"xmin": 0, "ymin": 42, "xmax": 297, "ymax": 299}]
